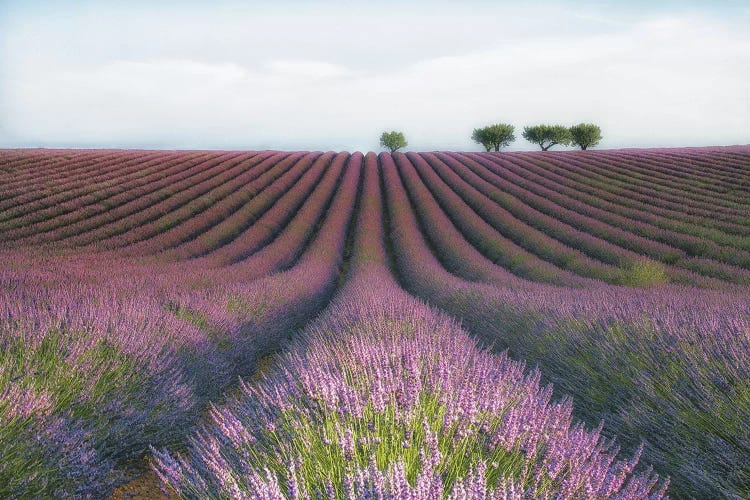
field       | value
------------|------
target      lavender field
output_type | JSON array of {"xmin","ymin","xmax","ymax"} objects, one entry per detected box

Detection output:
[{"xmin": 1, "ymin": 147, "xmax": 749, "ymax": 498}]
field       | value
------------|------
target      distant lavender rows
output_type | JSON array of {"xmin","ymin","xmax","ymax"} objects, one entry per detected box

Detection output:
[{"xmin": 0, "ymin": 147, "xmax": 748, "ymax": 497}]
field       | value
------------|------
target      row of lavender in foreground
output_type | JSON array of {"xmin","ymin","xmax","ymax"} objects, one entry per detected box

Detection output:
[
  {"xmin": 152, "ymin": 271, "xmax": 668, "ymax": 499},
  {"xmin": 152, "ymin": 154, "xmax": 667, "ymax": 499}
]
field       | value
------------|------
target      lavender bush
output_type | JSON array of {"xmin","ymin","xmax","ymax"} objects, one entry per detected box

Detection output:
[{"xmin": 153, "ymin": 274, "xmax": 667, "ymax": 499}]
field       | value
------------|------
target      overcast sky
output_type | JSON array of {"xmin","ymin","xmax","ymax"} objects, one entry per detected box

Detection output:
[{"xmin": 1, "ymin": 0, "xmax": 748, "ymax": 151}]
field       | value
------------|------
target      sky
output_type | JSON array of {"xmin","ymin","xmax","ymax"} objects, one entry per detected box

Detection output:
[{"xmin": 1, "ymin": 0, "xmax": 749, "ymax": 152}]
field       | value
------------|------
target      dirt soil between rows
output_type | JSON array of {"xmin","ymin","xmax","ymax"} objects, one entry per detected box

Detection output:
[{"xmin": 110, "ymin": 468, "xmax": 177, "ymax": 500}]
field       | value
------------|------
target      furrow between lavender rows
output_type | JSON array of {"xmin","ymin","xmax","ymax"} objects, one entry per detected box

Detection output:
[
  {"xmin": 0, "ymin": 150, "xmax": 162, "ymax": 222},
  {"xmin": 394, "ymin": 153, "xmax": 588, "ymax": 286}
]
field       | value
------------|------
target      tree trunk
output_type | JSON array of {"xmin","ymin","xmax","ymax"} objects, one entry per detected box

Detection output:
[
  {"xmin": 494, "ymin": 145, "xmax": 500, "ymax": 152},
  {"xmin": 581, "ymin": 145, "xmax": 588, "ymax": 150}
]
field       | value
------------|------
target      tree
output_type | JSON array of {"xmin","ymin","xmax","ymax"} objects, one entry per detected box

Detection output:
[
  {"xmin": 471, "ymin": 123, "xmax": 515, "ymax": 152},
  {"xmin": 379, "ymin": 131, "xmax": 408, "ymax": 153},
  {"xmin": 522, "ymin": 125, "xmax": 572, "ymax": 151},
  {"xmin": 569, "ymin": 123, "xmax": 602, "ymax": 150}
]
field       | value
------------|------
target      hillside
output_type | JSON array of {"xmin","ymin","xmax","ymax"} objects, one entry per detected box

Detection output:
[{"xmin": 1, "ymin": 147, "xmax": 749, "ymax": 498}]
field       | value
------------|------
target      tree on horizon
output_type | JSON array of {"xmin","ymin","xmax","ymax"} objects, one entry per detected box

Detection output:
[
  {"xmin": 522, "ymin": 125, "xmax": 572, "ymax": 151},
  {"xmin": 379, "ymin": 131, "xmax": 408, "ymax": 153},
  {"xmin": 570, "ymin": 123, "xmax": 602, "ymax": 150},
  {"xmin": 471, "ymin": 123, "xmax": 516, "ymax": 152}
]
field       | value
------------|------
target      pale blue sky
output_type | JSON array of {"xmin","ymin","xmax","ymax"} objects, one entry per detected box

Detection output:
[{"xmin": 1, "ymin": 1, "xmax": 748, "ymax": 151}]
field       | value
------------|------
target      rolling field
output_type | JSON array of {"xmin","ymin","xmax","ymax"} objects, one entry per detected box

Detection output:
[{"xmin": 1, "ymin": 146, "xmax": 749, "ymax": 498}]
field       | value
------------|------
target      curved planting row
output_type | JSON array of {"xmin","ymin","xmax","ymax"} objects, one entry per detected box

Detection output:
[
  {"xmin": 0, "ymin": 150, "xmax": 169, "ymax": 216},
  {"xmin": 563, "ymin": 150, "xmax": 750, "ymax": 212},
  {"xmin": 612, "ymin": 149, "xmax": 750, "ymax": 197},
  {"xmin": 151, "ymin": 152, "xmax": 664, "ymax": 499},
  {"xmin": 524, "ymin": 151, "xmax": 739, "ymax": 223},
  {"xmin": 154, "ymin": 278, "xmax": 667, "ymax": 499},
  {"xmin": 477, "ymin": 151, "xmax": 748, "ymax": 244},
  {"xmin": 59, "ymin": 151, "xmax": 289, "ymax": 251},
  {"xmin": 472, "ymin": 151, "xmax": 748, "ymax": 239},
  {"xmin": 397, "ymin": 153, "xmax": 638, "ymax": 285},
  {"xmin": 394, "ymin": 153, "xmax": 586, "ymax": 287},
  {"xmin": 203, "ymin": 152, "xmax": 353, "ymax": 274},
  {"xmin": 108, "ymin": 151, "xmax": 308, "ymax": 256},
  {"xmin": 50, "ymin": 151, "xmax": 276, "ymax": 249},
  {"xmin": 452, "ymin": 153, "xmax": 750, "ymax": 284},
  {"xmin": 521, "ymin": 151, "xmax": 750, "ymax": 218},
  {"xmin": 0, "ymin": 152, "xmax": 93, "ymax": 195},
  {"xmin": 0, "ymin": 151, "xmax": 219, "ymax": 238},
  {"xmin": 521, "ymin": 153, "xmax": 748, "ymax": 226},
  {"xmin": 588, "ymin": 150, "xmax": 750, "ymax": 204},
  {"xmin": 155, "ymin": 152, "xmax": 334, "ymax": 262},
  {"xmin": 0, "ymin": 150, "xmax": 163, "ymax": 223},
  {"xmin": 0, "ymin": 150, "xmax": 131, "ymax": 201}
]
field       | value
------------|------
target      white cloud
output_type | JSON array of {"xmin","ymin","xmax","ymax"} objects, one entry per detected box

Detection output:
[
  {"xmin": 1, "ymin": 4, "xmax": 748, "ymax": 151},
  {"xmin": 264, "ymin": 61, "xmax": 355, "ymax": 79}
]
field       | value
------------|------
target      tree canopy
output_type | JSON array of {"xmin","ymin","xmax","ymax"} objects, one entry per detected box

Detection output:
[
  {"xmin": 471, "ymin": 123, "xmax": 516, "ymax": 152},
  {"xmin": 379, "ymin": 131, "xmax": 408, "ymax": 153},
  {"xmin": 570, "ymin": 123, "xmax": 602, "ymax": 150},
  {"xmin": 522, "ymin": 125, "xmax": 572, "ymax": 151}
]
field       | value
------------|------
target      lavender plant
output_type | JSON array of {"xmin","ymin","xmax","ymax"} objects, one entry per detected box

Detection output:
[{"xmin": 153, "ymin": 275, "xmax": 668, "ymax": 499}]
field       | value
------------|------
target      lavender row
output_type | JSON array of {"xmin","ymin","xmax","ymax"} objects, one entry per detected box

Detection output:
[
  {"xmin": 397, "ymin": 152, "xmax": 662, "ymax": 285},
  {"xmin": 51, "ymin": 152, "xmax": 276, "ymax": 250},
  {"xmin": 605, "ymin": 149, "xmax": 750, "ymax": 200},
  {"xmin": 201, "ymin": 152, "xmax": 353, "ymax": 271},
  {"xmin": 0, "ymin": 150, "xmax": 103, "ymax": 194},
  {"xmin": 381, "ymin": 152, "xmax": 750, "ymax": 497},
  {"xmin": 548, "ymin": 150, "xmax": 750, "ymax": 212},
  {"xmin": 156, "ymin": 152, "xmax": 334, "ymax": 262},
  {"xmin": 515, "ymin": 151, "xmax": 747, "ymax": 222},
  {"xmin": 0, "ymin": 151, "xmax": 219, "ymax": 238},
  {"xmin": 0, "ymin": 150, "xmax": 133, "ymax": 203},
  {"xmin": 472, "ymin": 152, "xmax": 750, "ymax": 255},
  {"xmin": 0, "ymin": 150, "xmax": 164, "ymax": 222},
  {"xmin": 521, "ymin": 151, "xmax": 750, "ymax": 218},
  {"xmin": 453, "ymin": 153, "xmax": 750, "ymax": 283},
  {"xmin": 153, "ymin": 273, "xmax": 666, "ymax": 499},
  {"xmin": 584, "ymin": 149, "xmax": 749, "ymax": 203},
  {"xmin": 393, "ymin": 153, "xmax": 587, "ymax": 286},
  {"xmin": 60, "ymin": 151, "xmax": 289, "ymax": 251}
]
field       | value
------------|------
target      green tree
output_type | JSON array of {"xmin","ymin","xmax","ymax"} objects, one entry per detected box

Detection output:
[
  {"xmin": 522, "ymin": 124, "xmax": 572, "ymax": 151},
  {"xmin": 379, "ymin": 131, "xmax": 408, "ymax": 153},
  {"xmin": 570, "ymin": 123, "xmax": 602, "ymax": 150},
  {"xmin": 471, "ymin": 123, "xmax": 516, "ymax": 152}
]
